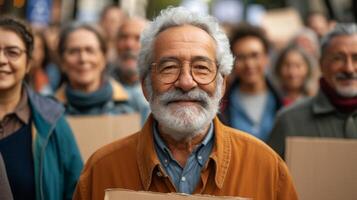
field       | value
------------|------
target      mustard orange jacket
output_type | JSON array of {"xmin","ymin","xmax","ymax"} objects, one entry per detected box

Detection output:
[{"xmin": 73, "ymin": 116, "xmax": 297, "ymax": 200}]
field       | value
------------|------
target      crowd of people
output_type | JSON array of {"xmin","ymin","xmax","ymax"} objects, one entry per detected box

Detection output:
[{"xmin": 0, "ymin": 4, "xmax": 356, "ymax": 200}]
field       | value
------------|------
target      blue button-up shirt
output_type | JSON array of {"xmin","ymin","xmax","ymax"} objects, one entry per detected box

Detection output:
[{"xmin": 153, "ymin": 121, "xmax": 214, "ymax": 194}]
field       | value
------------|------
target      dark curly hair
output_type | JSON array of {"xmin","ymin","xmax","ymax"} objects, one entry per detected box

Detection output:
[
  {"xmin": 230, "ymin": 23, "xmax": 270, "ymax": 54},
  {"xmin": 0, "ymin": 17, "xmax": 34, "ymax": 59}
]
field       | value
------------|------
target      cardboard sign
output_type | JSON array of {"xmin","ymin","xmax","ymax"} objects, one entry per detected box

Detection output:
[
  {"xmin": 261, "ymin": 8, "xmax": 303, "ymax": 49},
  {"xmin": 286, "ymin": 137, "xmax": 357, "ymax": 200},
  {"xmin": 105, "ymin": 189, "xmax": 250, "ymax": 200},
  {"xmin": 68, "ymin": 114, "xmax": 141, "ymax": 161}
]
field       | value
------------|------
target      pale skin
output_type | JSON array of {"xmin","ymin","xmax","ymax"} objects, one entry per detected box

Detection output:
[
  {"xmin": 320, "ymin": 35, "xmax": 357, "ymax": 92},
  {"xmin": 0, "ymin": 85, "xmax": 22, "ymax": 120},
  {"xmin": 0, "ymin": 29, "xmax": 30, "ymax": 120},
  {"xmin": 232, "ymin": 37, "xmax": 268, "ymax": 94},
  {"xmin": 280, "ymin": 50, "xmax": 309, "ymax": 100},
  {"xmin": 142, "ymin": 25, "xmax": 226, "ymax": 167},
  {"xmin": 62, "ymin": 29, "xmax": 106, "ymax": 93},
  {"xmin": 116, "ymin": 18, "xmax": 148, "ymax": 85}
]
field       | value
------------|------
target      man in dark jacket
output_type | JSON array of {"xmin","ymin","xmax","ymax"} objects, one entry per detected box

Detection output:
[{"xmin": 268, "ymin": 23, "xmax": 357, "ymax": 158}]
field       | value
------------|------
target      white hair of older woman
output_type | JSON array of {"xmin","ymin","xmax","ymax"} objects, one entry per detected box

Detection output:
[{"xmin": 138, "ymin": 6, "xmax": 234, "ymax": 81}]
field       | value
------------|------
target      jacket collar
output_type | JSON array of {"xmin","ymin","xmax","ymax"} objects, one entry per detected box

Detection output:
[
  {"xmin": 222, "ymin": 77, "xmax": 283, "ymax": 122},
  {"xmin": 312, "ymin": 89, "xmax": 336, "ymax": 114},
  {"xmin": 137, "ymin": 115, "xmax": 231, "ymax": 190},
  {"xmin": 26, "ymin": 84, "xmax": 64, "ymax": 126},
  {"xmin": 55, "ymin": 79, "xmax": 129, "ymax": 104}
]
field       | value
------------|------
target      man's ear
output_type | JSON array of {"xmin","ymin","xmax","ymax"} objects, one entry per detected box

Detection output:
[
  {"xmin": 221, "ymin": 75, "xmax": 227, "ymax": 96},
  {"xmin": 141, "ymin": 77, "xmax": 149, "ymax": 101}
]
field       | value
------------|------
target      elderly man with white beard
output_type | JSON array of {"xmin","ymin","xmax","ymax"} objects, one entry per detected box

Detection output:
[
  {"xmin": 268, "ymin": 23, "xmax": 357, "ymax": 158},
  {"xmin": 73, "ymin": 7, "xmax": 297, "ymax": 200}
]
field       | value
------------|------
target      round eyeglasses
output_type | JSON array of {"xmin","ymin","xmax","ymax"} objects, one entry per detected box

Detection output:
[
  {"xmin": 152, "ymin": 58, "xmax": 218, "ymax": 85},
  {"xmin": 0, "ymin": 47, "xmax": 27, "ymax": 61}
]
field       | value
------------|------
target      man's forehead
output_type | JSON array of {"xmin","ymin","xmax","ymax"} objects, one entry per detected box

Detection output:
[
  {"xmin": 153, "ymin": 25, "xmax": 216, "ymax": 60},
  {"xmin": 327, "ymin": 35, "xmax": 357, "ymax": 50}
]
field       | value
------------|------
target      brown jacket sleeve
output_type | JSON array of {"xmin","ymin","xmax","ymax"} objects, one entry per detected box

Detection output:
[
  {"xmin": 277, "ymin": 158, "xmax": 298, "ymax": 200},
  {"xmin": 72, "ymin": 168, "xmax": 91, "ymax": 200}
]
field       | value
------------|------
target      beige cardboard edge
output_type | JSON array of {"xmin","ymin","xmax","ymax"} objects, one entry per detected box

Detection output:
[
  {"xmin": 285, "ymin": 136, "xmax": 357, "ymax": 200},
  {"xmin": 105, "ymin": 188, "xmax": 251, "ymax": 200}
]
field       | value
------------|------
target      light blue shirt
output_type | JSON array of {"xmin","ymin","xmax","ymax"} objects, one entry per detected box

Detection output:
[
  {"xmin": 153, "ymin": 121, "xmax": 214, "ymax": 194},
  {"xmin": 229, "ymin": 88, "xmax": 277, "ymax": 141}
]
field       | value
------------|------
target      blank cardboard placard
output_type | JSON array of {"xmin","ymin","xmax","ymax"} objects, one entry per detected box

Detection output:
[
  {"xmin": 68, "ymin": 114, "xmax": 141, "ymax": 161},
  {"xmin": 261, "ymin": 8, "xmax": 302, "ymax": 49},
  {"xmin": 286, "ymin": 137, "xmax": 357, "ymax": 200},
  {"xmin": 105, "ymin": 189, "xmax": 250, "ymax": 200}
]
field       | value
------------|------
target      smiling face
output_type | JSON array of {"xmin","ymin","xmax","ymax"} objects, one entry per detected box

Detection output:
[
  {"xmin": 115, "ymin": 18, "xmax": 147, "ymax": 79},
  {"xmin": 0, "ymin": 28, "xmax": 29, "ymax": 93},
  {"xmin": 143, "ymin": 25, "xmax": 225, "ymax": 140},
  {"xmin": 320, "ymin": 35, "xmax": 357, "ymax": 97},
  {"xmin": 279, "ymin": 50, "xmax": 309, "ymax": 92},
  {"xmin": 61, "ymin": 28, "xmax": 106, "ymax": 91},
  {"xmin": 232, "ymin": 36, "xmax": 268, "ymax": 87}
]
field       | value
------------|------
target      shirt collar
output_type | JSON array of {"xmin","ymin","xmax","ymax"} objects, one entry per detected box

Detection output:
[
  {"xmin": 312, "ymin": 89, "xmax": 338, "ymax": 114},
  {"xmin": 153, "ymin": 121, "xmax": 214, "ymax": 167},
  {"xmin": 137, "ymin": 115, "xmax": 230, "ymax": 191},
  {"xmin": 13, "ymin": 88, "xmax": 30, "ymax": 124}
]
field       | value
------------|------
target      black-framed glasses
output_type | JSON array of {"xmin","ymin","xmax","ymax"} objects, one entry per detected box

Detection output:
[
  {"xmin": 0, "ymin": 46, "xmax": 27, "ymax": 61},
  {"xmin": 152, "ymin": 57, "xmax": 218, "ymax": 85}
]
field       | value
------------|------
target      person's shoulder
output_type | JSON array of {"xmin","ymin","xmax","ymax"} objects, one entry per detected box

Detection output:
[
  {"xmin": 225, "ymin": 125, "xmax": 278, "ymax": 158},
  {"xmin": 83, "ymin": 132, "xmax": 139, "ymax": 170},
  {"xmin": 27, "ymin": 86, "xmax": 66, "ymax": 120},
  {"xmin": 110, "ymin": 79, "xmax": 129, "ymax": 102},
  {"xmin": 277, "ymin": 96, "xmax": 314, "ymax": 119}
]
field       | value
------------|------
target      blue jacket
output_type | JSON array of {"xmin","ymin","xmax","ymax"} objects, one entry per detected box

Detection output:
[
  {"xmin": 27, "ymin": 85, "xmax": 83, "ymax": 200},
  {"xmin": 220, "ymin": 78, "xmax": 283, "ymax": 141}
]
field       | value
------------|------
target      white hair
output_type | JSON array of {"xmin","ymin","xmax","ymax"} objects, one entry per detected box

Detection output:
[
  {"xmin": 138, "ymin": 6, "xmax": 233, "ymax": 80},
  {"xmin": 320, "ymin": 23, "xmax": 357, "ymax": 57}
]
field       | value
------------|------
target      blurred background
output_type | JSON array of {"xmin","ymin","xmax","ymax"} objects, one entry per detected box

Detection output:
[
  {"xmin": 1, "ymin": 0, "xmax": 355, "ymax": 25},
  {"xmin": 1, "ymin": 0, "xmax": 355, "ymax": 96}
]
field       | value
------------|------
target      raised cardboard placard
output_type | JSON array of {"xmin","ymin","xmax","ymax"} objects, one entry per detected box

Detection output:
[
  {"xmin": 261, "ymin": 8, "xmax": 302, "ymax": 49},
  {"xmin": 68, "ymin": 114, "xmax": 141, "ymax": 161},
  {"xmin": 105, "ymin": 189, "xmax": 250, "ymax": 200},
  {"xmin": 286, "ymin": 137, "xmax": 357, "ymax": 200}
]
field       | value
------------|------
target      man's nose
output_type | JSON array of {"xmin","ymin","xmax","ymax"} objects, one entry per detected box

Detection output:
[
  {"xmin": 78, "ymin": 50, "xmax": 89, "ymax": 62},
  {"xmin": 344, "ymin": 56, "xmax": 356, "ymax": 73},
  {"xmin": 125, "ymin": 37, "xmax": 138, "ymax": 50},
  {"xmin": 174, "ymin": 65, "xmax": 197, "ymax": 92}
]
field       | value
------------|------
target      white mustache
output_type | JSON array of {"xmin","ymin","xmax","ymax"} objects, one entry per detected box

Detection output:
[{"xmin": 158, "ymin": 88, "xmax": 210, "ymax": 108}]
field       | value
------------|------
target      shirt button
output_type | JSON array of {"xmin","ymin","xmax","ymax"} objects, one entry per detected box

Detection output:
[
  {"xmin": 157, "ymin": 171, "xmax": 163, "ymax": 177},
  {"xmin": 181, "ymin": 176, "xmax": 186, "ymax": 182},
  {"xmin": 164, "ymin": 159, "xmax": 168, "ymax": 163},
  {"xmin": 198, "ymin": 155, "xmax": 202, "ymax": 160}
]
